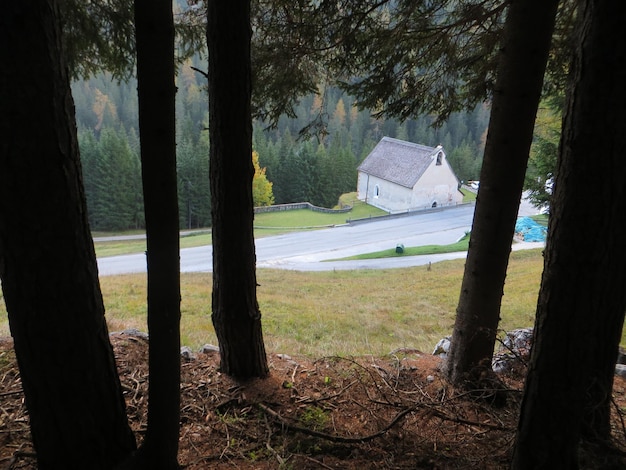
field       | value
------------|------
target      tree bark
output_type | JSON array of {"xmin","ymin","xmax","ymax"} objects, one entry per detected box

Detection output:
[
  {"xmin": 131, "ymin": 0, "xmax": 181, "ymax": 467},
  {"xmin": 0, "ymin": 1, "xmax": 136, "ymax": 468},
  {"xmin": 444, "ymin": 0, "xmax": 559, "ymax": 386},
  {"xmin": 512, "ymin": 1, "xmax": 626, "ymax": 467},
  {"xmin": 207, "ymin": 0, "xmax": 269, "ymax": 379}
]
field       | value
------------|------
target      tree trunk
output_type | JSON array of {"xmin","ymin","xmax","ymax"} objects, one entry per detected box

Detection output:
[
  {"xmin": 444, "ymin": 0, "xmax": 559, "ymax": 386},
  {"xmin": 512, "ymin": 1, "xmax": 626, "ymax": 467},
  {"xmin": 131, "ymin": 0, "xmax": 182, "ymax": 467},
  {"xmin": 207, "ymin": 0, "xmax": 269, "ymax": 379},
  {"xmin": 0, "ymin": 2, "xmax": 136, "ymax": 468}
]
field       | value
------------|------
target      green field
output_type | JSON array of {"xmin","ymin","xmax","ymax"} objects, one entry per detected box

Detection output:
[
  {"xmin": 94, "ymin": 193, "xmax": 388, "ymax": 257},
  {"xmin": 93, "ymin": 191, "xmax": 474, "ymax": 258}
]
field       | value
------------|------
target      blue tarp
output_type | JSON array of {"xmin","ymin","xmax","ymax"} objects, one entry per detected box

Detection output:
[{"xmin": 515, "ymin": 217, "xmax": 547, "ymax": 242}]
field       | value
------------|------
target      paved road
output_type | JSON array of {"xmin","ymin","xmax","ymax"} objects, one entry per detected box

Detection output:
[{"xmin": 97, "ymin": 202, "xmax": 543, "ymax": 276}]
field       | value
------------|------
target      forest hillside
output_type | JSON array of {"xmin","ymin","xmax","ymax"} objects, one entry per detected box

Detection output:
[{"xmin": 72, "ymin": 64, "xmax": 489, "ymax": 231}]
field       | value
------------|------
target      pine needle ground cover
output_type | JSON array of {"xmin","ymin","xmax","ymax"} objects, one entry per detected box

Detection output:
[{"xmin": 4, "ymin": 330, "xmax": 626, "ymax": 469}]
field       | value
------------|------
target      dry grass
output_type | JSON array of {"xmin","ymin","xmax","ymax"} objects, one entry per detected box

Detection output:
[{"xmin": 0, "ymin": 249, "xmax": 547, "ymax": 356}]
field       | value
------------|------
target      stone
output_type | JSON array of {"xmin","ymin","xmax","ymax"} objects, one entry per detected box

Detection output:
[
  {"xmin": 617, "ymin": 347, "xmax": 626, "ymax": 365},
  {"xmin": 120, "ymin": 328, "xmax": 149, "ymax": 340},
  {"xmin": 492, "ymin": 327, "xmax": 533, "ymax": 374},
  {"xmin": 501, "ymin": 327, "xmax": 533, "ymax": 357},
  {"xmin": 199, "ymin": 344, "xmax": 220, "ymax": 354},
  {"xmin": 180, "ymin": 346, "xmax": 195, "ymax": 361},
  {"xmin": 432, "ymin": 337, "xmax": 451, "ymax": 358}
]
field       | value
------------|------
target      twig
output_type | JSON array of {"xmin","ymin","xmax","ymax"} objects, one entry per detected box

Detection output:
[
  {"xmin": 1, "ymin": 443, "xmax": 36, "ymax": 468},
  {"xmin": 257, "ymin": 401, "xmax": 417, "ymax": 443},
  {"xmin": 612, "ymin": 396, "xmax": 626, "ymax": 442},
  {"xmin": 190, "ymin": 66, "xmax": 208, "ymax": 79},
  {"xmin": 428, "ymin": 408, "xmax": 509, "ymax": 431},
  {"xmin": 494, "ymin": 328, "xmax": 530, "ymax": 367},
  {"xmin": 0, "ymin": 427, "xmax": 30, "ymax": 434},
  {"xmin": 322, "ymin": 356, "xmax": 397, "ymax": 405},
  {"xmin": 262, "ymin": 413, "xmax": 287, "ymax": 467},
  {"xmin": 219, "ymin": 421, "xmax": 231, "ymax": 459},
  {"xmin": 301, "ymin": 454, "xmax": 334, "ymax": 470},
  {"xmin": 299, "ymin": 379, "xmax": 358, "ymax": 405}
]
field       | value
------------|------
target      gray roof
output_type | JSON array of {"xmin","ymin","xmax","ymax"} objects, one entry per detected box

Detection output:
[{"xmin": 358, "ymin": 137, "xmax": 442, "ymax": 188}]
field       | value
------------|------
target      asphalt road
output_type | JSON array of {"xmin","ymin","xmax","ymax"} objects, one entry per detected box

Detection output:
[{"xmin": 96, "ymin": 202, "xmax": 543, "ymax": 276}]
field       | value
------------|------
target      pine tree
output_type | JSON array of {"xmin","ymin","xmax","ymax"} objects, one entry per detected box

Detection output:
[
  {"xmin": 445, "ymin": 0, "xmax": 559, "ymax": 387},
  {"xmin": 0, "ymin": 3, "xmax": 136, "ymax": 466},
  {"xmin": 208, "ymin": 0, "xmax": 268, "ymax": 379}
]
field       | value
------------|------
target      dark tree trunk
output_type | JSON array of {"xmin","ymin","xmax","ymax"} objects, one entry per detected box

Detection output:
[
  {"xmin": 512, "ymin": 1, "xmax": 626, "ymax": 467},
  {"xmin": 445, "ymin": 0, "xmax": 559, "ymax": 386},
  {"xmin": 0, "ymin": 1, "xmax": 136, "ymax": 468},
  {"xmin": 130, "ymin": 0, "xmax": 181, "ymax": 468},
  {"xmin": 207, "ymin": 0, "xmax": 268, "ymax": 379}
]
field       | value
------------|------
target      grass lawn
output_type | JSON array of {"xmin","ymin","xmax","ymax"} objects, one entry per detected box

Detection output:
[
  {"xmin": 93, "ymin": 193, "xmax": 388, "ymax": 257},
  {"xmin": 252, "ymin": 193, "xmax": 387, "ymax": 233},
  {"xmin": 332, "ymin": 233, "xmax": 470, "ymax": 261},
  {"xmin": 94, "ymin": 231, "xmax": 212, "ymax": 258}
]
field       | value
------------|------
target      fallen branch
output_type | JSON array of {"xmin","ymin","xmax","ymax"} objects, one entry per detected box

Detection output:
[
  {"xmin": 257, "ymin": 402, "xmax": 417, "ymax": 443},
  {"xmin": 298, "ymin": 379, "xmax": 358, "ymax": 405},
  {"xmin": 428, "ymin": 407, "xmax": 509, "ymax": 431}
]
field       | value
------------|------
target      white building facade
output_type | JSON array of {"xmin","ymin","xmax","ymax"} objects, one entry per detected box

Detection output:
[{"xmin": 357, "ymin": 137, "xmax": 463, "ymax": 213}]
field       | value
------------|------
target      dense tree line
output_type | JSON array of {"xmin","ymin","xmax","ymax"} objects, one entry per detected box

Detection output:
[
  {"xmin": 71, "ymin": 71, "xmax": 488, "ymax": 230},
  {"xmin": 79, "ymin": 128, "xmax": 144, "ymax": 231}
]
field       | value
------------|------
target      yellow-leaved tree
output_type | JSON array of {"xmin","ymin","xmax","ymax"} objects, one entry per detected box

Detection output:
[{"xmin": 252, "ymin": 150, "xmax": 274, "ymax": 206}]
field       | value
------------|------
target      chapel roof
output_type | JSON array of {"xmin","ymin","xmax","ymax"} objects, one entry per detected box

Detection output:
[{"xmin": 358, "ymin": 137, "xmax": 443, "ymax": 188}]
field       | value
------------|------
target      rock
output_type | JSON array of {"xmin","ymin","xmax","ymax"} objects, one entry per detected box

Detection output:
[
  {"xmin": 501, "ymin": 327, "xmax": 534, "ymax": 356},
  {"xmin": 432, "ymin": 337, "xmax": 451, "ymax": 358},
  {"xmin": 180, "ymin": 346, "xmax": 195, "ymax": 361},
  {"xmin": 492, "ymin": 354, "xmax": 516, "ymax": 374},
  {"xmin": 617, "ymin": 347, "xmax": 626, "ymax": 365},
  {"xmin": 120, "ymin": 328, "xmax": 149, "ymax": 340},
  {"xmin": 616, "ymin": 364, "xmax": 626, "ymax": 379},
  {"xmin": 492, "ymin": 327, "xmax": 533, "ymax": 374},
  {"xmin": 199, "ymin": 344, "xmax": 220, "ymax": 354}
]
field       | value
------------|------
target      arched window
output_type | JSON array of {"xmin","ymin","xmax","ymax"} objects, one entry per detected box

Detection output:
[
  {"xmin": 436, "ymin": 152, "xmax": 443, "ymax": 165},
  {"xmin": 374, "ymin": 185, "xmax": 380, "ymax": 198}
]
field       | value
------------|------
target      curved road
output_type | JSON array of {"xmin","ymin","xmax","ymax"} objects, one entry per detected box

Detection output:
[{"xmin": 97, "ymin": 202, "xmax": 542, "ymax": 276}]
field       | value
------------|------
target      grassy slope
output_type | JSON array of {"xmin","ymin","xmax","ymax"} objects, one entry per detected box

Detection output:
[
  {"xmin": 3, "ymin": 192, "xmax": 587, "ymax": 356},
  {"xmin": 333, "ymin": 234, "xmax": 470, "ymax": 261},
  {"xmin": 0, "ymin": 249, "xmax": 550, "ymax": 356}
]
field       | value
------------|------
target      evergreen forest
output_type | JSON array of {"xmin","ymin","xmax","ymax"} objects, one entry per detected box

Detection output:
[{"xmin": 73, "ymin": 58, "xmax": 489, "ymax": 231}]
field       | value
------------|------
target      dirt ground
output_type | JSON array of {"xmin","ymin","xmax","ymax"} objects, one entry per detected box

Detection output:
[{"xmin": 2, "ymin": 332, "xmax": 626, "ymax": 469}]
